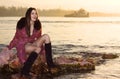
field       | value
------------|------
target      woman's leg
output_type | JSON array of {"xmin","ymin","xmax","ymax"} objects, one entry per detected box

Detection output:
[
  {"xmin": 21, "ymin": 43, "xmax": 41, "ymax": 77},
  {"xmin": 33, "ymin": 34, "xmax": 51, "ymax": 47},
  {"xmin": 34, "ymin": 34, "xmax": 55, "ymax": 68}
]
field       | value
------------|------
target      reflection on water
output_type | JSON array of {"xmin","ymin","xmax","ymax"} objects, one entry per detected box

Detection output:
[{"xmin": 0, "ymin": 17, "xmax": 120, "ymax": 79}]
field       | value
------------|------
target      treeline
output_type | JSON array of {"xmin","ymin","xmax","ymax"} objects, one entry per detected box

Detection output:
[
  {"xmin": 64, "ymin": 8, "xmax": 89, "ymax": 17},
  {"xmin": 0, "ymin": 6, "xmax": 74, "ymax": 17},
  {"xmin": 0, "ymin": 6, "xmax": 27, "ymax": 16},
  {"xmin": 1, "ymin": 6, "xmax": 119, "ymax": 17}
]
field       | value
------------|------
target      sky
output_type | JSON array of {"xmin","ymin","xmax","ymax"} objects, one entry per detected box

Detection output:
[{"xmin": 1, "ymin": 0, "xmax": 120, "ymax": 13}]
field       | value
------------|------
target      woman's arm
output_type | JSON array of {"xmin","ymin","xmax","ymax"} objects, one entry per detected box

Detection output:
[{"xmin": 7, "ymin": 28, "xmax": 21, "ymax": 50}]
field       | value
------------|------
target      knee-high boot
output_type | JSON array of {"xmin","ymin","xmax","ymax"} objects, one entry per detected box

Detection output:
[
  {"xmin": 21, "ymin": 51, "xmax": 38, "ymax": 76},
  {"xmin": 45, "ymin": 43, "xmax": 55, "ymax": 68}
]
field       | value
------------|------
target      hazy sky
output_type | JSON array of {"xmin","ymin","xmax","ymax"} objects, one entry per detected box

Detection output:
[{"xmin": 1, "ymin": 0, "xmax": 120, "ymax": 13}]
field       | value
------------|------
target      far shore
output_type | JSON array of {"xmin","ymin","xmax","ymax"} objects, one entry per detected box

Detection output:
[{"xmin": 0, "ymin": 6, "xmax": 120, "ymax": 17}]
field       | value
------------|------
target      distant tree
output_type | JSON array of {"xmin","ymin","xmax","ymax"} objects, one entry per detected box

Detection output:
[
  {"xmin": 64, "ymin": 8, "xmax": 89, "ymax": 17},
  {"xmin": 0, "ymin": 6, "xmax": 74, "ymax": 17}
]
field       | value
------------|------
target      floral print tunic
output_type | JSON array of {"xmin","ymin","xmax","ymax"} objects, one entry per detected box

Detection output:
[{"xmin": 8, "ymin": 27, "xmax": 42, "ymax": 64}]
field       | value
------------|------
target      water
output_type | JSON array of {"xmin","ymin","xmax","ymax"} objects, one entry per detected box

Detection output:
[{"xmin": 0, "ymin": 17, "xmax": 120, "ymax": 79}]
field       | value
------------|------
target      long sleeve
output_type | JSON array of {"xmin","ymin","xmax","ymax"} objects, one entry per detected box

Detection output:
[
  {"xmin": 8, "ymin": 28, "xmax": 28, "ymax": 64},
  {"xmin": 7, "ymin": 28, "xmax": 21, "ymax": 50}
]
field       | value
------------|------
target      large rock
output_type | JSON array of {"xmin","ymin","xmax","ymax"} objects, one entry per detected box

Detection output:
[
  {"xmin": 0, "ymin": 55, "xmax": 95, "ymax": 78},
  {"xmin": 0, "ymin": 51, "xmax": 119, "ymax": 78},
  {"xmin": 30, "ymin": 55, "xmax": 95, "ymax": 77},
  {"xmin": 102, "ymin": 53, "xmax": 119, "ymax": 59}
]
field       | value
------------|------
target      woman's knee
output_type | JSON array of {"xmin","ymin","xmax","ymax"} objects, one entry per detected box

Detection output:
[
  {"xmin": 42, "ymin": 34, "xmax": 50, "ymax": 43},
  {"xmin": 34, "ymin": 47, "xmax": 41, "ymax": 54}
]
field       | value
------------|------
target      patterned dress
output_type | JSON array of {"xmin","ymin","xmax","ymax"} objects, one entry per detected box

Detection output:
[{"xmin": 7, "ymin": 27, "xmax": 42, "ymax": 64}]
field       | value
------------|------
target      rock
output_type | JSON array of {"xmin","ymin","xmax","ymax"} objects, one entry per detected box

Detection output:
[
  {"xmin": 0, "ymin": 49, "xmax": 15, "ymax": 66},
  {"xmin": 0, "ymin": 55, "xmax": 95, "ymax": 78},
  {"xmin": 85, "ymin": 57, "xmax": 105, "ymax": 66},
  {"xmin": 30, "ymin": 55, "xmax": 95, "ymax": 77},
  {"xmin": 0, "ymin": 51, "xmax": 118, "ymax": 78},
  {"xmin": 102, "ymin": 53, "xmax": 119, "ymax": 59}
]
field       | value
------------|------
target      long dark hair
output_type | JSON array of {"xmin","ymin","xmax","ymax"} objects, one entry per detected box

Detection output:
[{"xmin": 17, "ymin": 7, "xmax": 41, "ymax": 37}]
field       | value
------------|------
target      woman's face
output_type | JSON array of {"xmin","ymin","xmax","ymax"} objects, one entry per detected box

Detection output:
[{"xmin": 30, "ymin": 10, "xmax": 38, "ymax": 22}]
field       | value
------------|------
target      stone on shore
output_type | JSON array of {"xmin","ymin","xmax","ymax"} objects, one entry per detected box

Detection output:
[
  {"xmin": 102, "ymin": 53, "xmax": 119, "ymax": 59},
  {"xmin": 0, "ymin": 51, "xmax": 119, "ymax": 79}
]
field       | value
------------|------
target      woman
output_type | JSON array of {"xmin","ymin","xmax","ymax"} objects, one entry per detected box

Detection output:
[{"xmin": 5, "ymin": 7, "xmax": 56, "ymax": 78}]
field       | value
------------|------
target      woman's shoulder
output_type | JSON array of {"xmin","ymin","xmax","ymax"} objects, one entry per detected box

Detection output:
[{"xmin": 17, "ymin": 17, "xmax": 26, "ymax": 29}]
